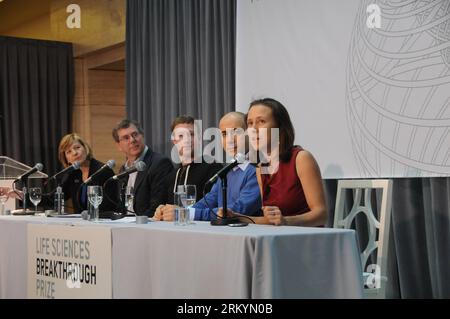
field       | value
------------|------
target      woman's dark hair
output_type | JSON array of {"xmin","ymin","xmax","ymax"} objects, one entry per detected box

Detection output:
[{"xmin": 249, "ymin": 98, "xmax": 295, "ymax": 162}]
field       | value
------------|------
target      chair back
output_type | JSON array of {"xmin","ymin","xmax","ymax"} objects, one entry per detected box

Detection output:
[{"xmin": 333, "ymin": 179, "xmax": 393, "ymax": 298}]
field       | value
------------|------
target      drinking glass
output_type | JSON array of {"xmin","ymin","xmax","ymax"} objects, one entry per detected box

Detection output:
[
  {"xmin": 173, "ymin": 191, "xmax": 187, "ymax": 226},
  {"xmin": 87, "ymin": 186, "xmax": 103, "ymax": 221},
  {"xmin": 184, "ymin": 185, "xmax": 197, "ymax": 208},
  {"xmin": 124, "ymin": 186, "xmax": 134, "ymax": 212},
  {"xmin": 29, "ymin": 187, "xmax": 42, "ymax": 215},
  {"xmin": 0, "ymin": 187, "xmax": 10, "ymax": 215},
  {"xmin": 177, "ymin": 185, "xmax": 197, "ymax": 224}
]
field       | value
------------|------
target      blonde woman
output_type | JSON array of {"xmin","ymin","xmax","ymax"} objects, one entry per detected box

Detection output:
[{"xmin": 56, "ymin": 133, "xmax": 117, "ymax": 214}]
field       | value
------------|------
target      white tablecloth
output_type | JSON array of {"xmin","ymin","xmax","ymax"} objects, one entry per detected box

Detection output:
[{"xmin": 0, "ymin": 216, "xmax": 363, "ymax": 298}]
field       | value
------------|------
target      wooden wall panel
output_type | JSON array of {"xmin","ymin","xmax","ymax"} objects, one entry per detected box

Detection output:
[
  {"xmin": 71, "ymin": 43, "xmax": 126, "ymax": 172},
  {"xmin": 88, "ymin": 70, "xmax": 125, "ymax": 106},
  {"xmin": 88, "ymin": 69, "xmax": 126, "ymax": 171},
  {"xmin": 90, "ymin": 104, "xmax": 126, "ymax": 170},
  {"xmin": 74, "ymin": 59, "xmax": 85, "ymax": 106}
]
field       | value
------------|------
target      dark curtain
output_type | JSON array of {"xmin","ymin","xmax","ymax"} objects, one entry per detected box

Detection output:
[
  {"xmin": 126, "ymin": 0, "xmax": 236, "ymax": 155},
  {"xmin": 0, "ymin": 36, "xmax": 74, "ymax": 176},
  {"xmin": 324, "ymin": 177, "xmax": 450, "ymax": 299}
]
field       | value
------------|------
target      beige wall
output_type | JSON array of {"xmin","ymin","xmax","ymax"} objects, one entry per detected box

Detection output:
[
  {"xmin": 73, "ymin": 44, "xmax": 126, "ymax": 171},
  {"xmin": 3, "ymin": 0, "xmax": 126, "ymax": 57},
  {"xmin": 89, "ymin": 69, "xmax": 126, "ymax": 170}
]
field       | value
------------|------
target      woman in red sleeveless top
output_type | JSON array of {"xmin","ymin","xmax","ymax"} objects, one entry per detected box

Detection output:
[{"xmin": 245, "ymin": 98, "xmax": 327, "ymax": 226}]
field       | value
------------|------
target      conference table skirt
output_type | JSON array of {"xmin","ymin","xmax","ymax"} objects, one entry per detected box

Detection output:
[{"xmin": 0, "ymin": 216, "xmax": 363, "ymax": 299}]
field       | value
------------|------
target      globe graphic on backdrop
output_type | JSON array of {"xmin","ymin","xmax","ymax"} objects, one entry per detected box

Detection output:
[{"xmin": 346, "ymin": 0, "xmax": 450, "ymax": 177}]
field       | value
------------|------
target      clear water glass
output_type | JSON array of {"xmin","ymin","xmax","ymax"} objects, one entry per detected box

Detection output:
[
  {"xmin": 173, "ymin": 191, "xmax": 187, "ymax": 226},
  {"xmin": 177, "ymin": 185, "xmax": 196, "ymax": 224},
  {"xmin": 87, "ymin": 186, "xmax": 103, "ymax": 221},
  {"xmin": 29, "ymin": 187, "xmax": 42, "ymax": 215}
]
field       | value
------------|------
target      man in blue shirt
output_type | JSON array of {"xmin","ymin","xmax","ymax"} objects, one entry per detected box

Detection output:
[{"xmin": 154, "ymin": 112, "xmax": 261, "ymax": 221}]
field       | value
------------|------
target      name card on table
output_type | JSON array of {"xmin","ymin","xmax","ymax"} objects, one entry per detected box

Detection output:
[{"xmin": 27, "ymin": 224, "xmax": 112, "ymax": 299}]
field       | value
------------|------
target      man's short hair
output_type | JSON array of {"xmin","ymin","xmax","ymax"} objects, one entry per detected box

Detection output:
[
  {"xmin": 170, "ymin": 115, "xmax": 195, "ymax": 132},
  {"xmin": 220, "ymin": 112, "xmax": 247, "ymax": 129},
  {"xmin": 112, "ymin": 119, "xmax": 144, "ymax": 142}
]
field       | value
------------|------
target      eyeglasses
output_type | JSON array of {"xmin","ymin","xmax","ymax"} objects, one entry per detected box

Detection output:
[{"xmin": 119, "ymin": 131, "xmax": 140, "ymax": 143}]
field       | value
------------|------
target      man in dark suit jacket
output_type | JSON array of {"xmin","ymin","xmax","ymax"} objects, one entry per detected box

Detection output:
[{"xmin": 113, "ymin": 119, "xmax": 173, "ymax": 217}]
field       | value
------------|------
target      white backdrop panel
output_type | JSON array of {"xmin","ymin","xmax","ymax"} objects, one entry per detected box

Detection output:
[{"xmin": 236, "ymin": 0, "xmax": 450, "ymax": 178}]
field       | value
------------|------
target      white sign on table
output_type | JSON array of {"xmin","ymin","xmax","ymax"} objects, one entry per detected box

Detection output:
[{"xmin": 27, "ymin": 224, "xmax": 111, "ymax": 299}]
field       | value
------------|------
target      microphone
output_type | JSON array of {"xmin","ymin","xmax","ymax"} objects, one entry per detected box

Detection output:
[
  {"xmin": 83, "ymin": 160, "xmax": 115, "ymax": 185},
  {"xmin": 48, "ymin": 161, "xmax": 81, "ymax": 181},
  {"xmin": 111, "ymin": 161, "xmax": 146, "ymax": 180},
  {"xmin": 206, "ymin": 153, "xmax": 246, "ymax": 186},
  {"xmin": 16, "ymin": 163, "xmax": 44, "ymax": 181}
]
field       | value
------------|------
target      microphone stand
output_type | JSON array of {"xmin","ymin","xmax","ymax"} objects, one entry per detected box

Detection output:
[
  {"xmin": 43, "ymin": 176, "xmax": 67, "ymax": 213},
  {"xmin": 83, "ymin": 177, "xmax": 122, "ymax": 220},
  {"xmin": 13, "ymin": 178, "xmax": 28, "ymax": 214},
  {"xmin": 109, "ymin": 179, "xmax": 128, "ymax": 220},
  {"xmin": 119, "ymin": 180, "xmax": 128, "ymax": 215},
  {"xmin": 210, "ymin": 175, "xmax": 239, "ymax": 226}
]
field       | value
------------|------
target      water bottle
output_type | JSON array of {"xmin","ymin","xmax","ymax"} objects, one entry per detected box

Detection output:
[{"xmin": 54, "ymin": 186, "xmax": 64, "ymax": 214}]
